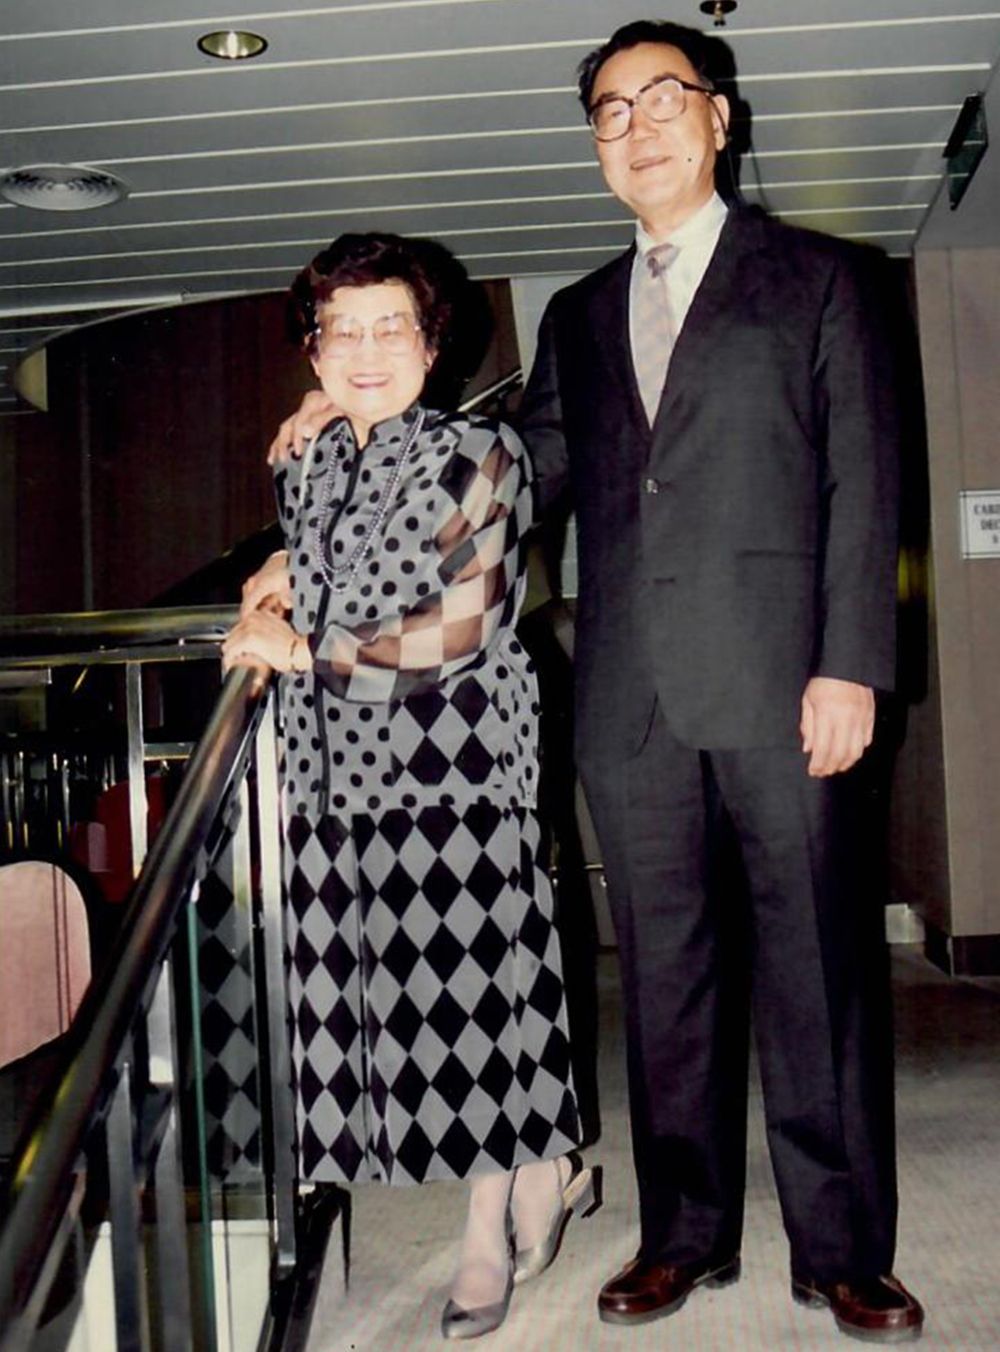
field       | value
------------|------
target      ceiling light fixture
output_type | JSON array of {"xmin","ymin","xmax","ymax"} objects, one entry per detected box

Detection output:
[
  {"xmin": 197, "ymin": 30, "xmax": 268, "ymax": 61},
  {"xmin": 700, "ymin": 0, "xmax": 737, "ymax": 26},
  {"xmin": 0, "ymin": 164, "xmax": 129, "ymax": 212}
]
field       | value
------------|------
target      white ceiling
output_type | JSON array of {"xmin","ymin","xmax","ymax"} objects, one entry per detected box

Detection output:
[{"xmin": 1, "ymin": 0, "xmax": 998, "ymax": 412}]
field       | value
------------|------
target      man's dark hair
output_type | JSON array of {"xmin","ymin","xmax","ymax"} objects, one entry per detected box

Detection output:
[{"xmin": 577, "ymin": 20, "xmax": 717, "ymax": 113}]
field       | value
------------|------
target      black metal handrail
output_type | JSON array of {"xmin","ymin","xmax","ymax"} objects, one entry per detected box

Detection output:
[
  {"xmin": 458, "ymin": 366, "xmax": 523, "ymax": 413},
  {"xmin": 0, "ymin": 663, "xmax": 264, "ymax": 1346},
  {"xmin": 0, "ymin": 604, "xmax": 236, "ymax": 660}
]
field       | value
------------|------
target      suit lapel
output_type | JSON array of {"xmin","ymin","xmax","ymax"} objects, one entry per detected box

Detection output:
[
  {"xmin": 587, "ymin": 247, "xmax": 650, "ymax": 438},
  {"xmin": 651, "ymin": 208, "xmax": 769, "ymax": 439}
]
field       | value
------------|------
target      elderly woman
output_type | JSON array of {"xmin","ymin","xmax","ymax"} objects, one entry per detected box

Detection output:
[{"xmin": 222, "ymin": 233, "xmax": 594, "ymax": 1339}]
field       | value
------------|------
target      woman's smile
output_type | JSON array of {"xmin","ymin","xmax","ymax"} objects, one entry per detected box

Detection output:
[{"xmin": 310, "ymin": 280, "xmax": 431, "ymax": 445}]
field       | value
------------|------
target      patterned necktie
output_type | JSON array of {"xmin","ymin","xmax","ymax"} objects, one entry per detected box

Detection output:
[{"xmin": 633, "ymin": 242, "xmax": 679, "ymax": 425}]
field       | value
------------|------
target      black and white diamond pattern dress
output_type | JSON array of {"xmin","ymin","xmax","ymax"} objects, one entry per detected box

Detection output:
[{"xmin": 275, "ymin": 404, "xmax": 580, "ymax": 1185}]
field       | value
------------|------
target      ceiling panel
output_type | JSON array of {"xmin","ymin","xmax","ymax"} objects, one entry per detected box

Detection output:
[
  {"xmin": 1, "ymin": 0, "xmax": 999, "ymax": 411},
  {"xmin": 723, "ymin": 19, "xmax": 998, "ymax": 75},
  {"xmin": 5, "ymin": 76, "xmax": 975, "ymax": 169}
]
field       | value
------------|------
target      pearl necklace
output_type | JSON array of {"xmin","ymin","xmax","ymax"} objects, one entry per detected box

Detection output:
[{"xmin": 313, "ymin": 408, "xmax": 425, "ymax": 594}]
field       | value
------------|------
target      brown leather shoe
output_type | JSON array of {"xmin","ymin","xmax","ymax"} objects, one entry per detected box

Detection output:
[
  {"xmin": 598, "ymin": 1254, "xmax": 741, "ymax": 1325},
  {"xmin": 792, "ymin": 1273, "xmax": 924, "ymax": 1342}
]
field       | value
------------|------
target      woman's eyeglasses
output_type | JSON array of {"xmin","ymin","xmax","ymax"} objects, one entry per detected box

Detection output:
[{"xmin": 313, "ymin": 312, "xmax": 423, "ymax": 358}]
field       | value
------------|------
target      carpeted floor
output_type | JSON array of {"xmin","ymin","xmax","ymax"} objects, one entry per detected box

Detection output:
[{"xmin": 305, "ymin": 947, "xmax": 1000, "ymax": 1351}]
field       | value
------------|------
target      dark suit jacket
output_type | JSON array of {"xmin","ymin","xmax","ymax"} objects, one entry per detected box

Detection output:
[{"xmin": 519, "ymin": 206, "xmax": 900, "ymax": 762}]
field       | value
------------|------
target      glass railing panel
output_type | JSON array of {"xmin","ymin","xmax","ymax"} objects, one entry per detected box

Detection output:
[{"xmin": 185, "ymin": 793, "xmax": 272, "ymax": 1352}]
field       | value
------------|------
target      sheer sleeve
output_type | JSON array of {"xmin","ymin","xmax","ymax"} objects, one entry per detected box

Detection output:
[{"xmin": 307, "ymin": 423, "xmax": 530, "ymax": 702}]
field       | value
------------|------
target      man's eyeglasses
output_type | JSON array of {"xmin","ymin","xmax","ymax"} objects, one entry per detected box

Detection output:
[
  {"xmin": 313, "ymin": 312, "xmax": 423, "ymax": 358},
  {"xmin": 588, "ymin": 74, "xmax": 715, "ymax": 142}
]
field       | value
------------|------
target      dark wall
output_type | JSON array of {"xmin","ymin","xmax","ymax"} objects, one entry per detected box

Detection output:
[
  {"xmin": 0, "ymin": 407, "xmax": 83, "ymax": 615},
  {"xmin": 53, "ymin": 292, "xmax": 308, "ymax": 611},
  {"xmin": 2, "ymin": 279, "xmax": 516, "ymax": 615}
]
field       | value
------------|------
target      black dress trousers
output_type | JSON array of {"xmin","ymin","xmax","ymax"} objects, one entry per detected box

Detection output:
[{"xmin": 580, "ymin": 704, "xmax": 898, "ymax": 1283}]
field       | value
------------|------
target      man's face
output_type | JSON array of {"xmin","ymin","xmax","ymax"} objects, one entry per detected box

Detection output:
[{"xmin": 590, "ymin": 42, "xmax": 729, "ymax": 238}]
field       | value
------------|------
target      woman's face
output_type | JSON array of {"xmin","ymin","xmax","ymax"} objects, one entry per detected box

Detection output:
[{"xmin": 310, "ymin": 281, "xmax": 433, "ymax": 445}]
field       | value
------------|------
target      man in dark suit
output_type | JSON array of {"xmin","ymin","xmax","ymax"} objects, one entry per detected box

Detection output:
[{"xmin": 518, "ymin": 18, "xmax": 922, "ymax": 1342}]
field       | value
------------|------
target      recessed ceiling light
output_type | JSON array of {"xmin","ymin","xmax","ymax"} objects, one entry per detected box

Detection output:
[
  {"xmin": 197, "ymin": 30, "xmax": 268, "ymax": 60},
  {"xmin": 0, "ymin": 165, "xmax": 129, "ymax": 212}
]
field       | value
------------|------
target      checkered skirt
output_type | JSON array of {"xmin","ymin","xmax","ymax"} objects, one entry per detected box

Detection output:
[{"xmin": 284, "ymin": 803, "xmax": 580, "ymax": 1184}]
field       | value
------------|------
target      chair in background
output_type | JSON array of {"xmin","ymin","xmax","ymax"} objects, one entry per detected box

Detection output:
[
  {"xmin": 0, "ymin": 862, "xmax": 94, "ymax": 1344},
  {"xmin": 0, "ymin": 860, "xmax": 91, "ymax": 1069}
]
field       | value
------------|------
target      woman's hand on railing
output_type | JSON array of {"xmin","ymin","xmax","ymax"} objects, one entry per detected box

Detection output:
[
  {"xmin": 267, "ymin": 389, "xmax": 340, "ymax": 464},
  {"xmin": 241, "ymin": 550, "xmax": 292, "ymax": 619},
  {"xmin": 222, "ymin": 610, "xmax": 312, "ymax": 681}
]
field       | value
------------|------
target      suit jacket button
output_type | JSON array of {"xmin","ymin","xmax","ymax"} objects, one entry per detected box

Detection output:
[{"xmin": 644, "ymin": 477, "xmax": 660, "ymax": 494}]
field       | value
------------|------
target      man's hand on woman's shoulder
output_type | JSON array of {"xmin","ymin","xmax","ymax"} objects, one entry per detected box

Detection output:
[{"xmin": 267, "ymin": 389, "xmax": 341, "ymax": 463}]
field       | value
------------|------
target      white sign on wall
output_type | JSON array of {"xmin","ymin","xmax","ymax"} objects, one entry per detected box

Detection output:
[{"xmin": 960, "ymin": 490, "xmax": 1000, "ymax": 558}]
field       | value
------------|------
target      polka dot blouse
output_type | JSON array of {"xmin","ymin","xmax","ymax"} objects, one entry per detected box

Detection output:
[{"xmin": 275, "ymin": 403, "xmax": 541, "ymax": 818}]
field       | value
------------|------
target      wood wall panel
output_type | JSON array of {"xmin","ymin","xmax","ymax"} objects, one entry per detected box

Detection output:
[
  {"xmin": 3, "ymin": 278, "xmax": 513, "ymax": 616},
  {"xmin": 913, "ymin": 246, "xmax": 1000, "ymax": 944},
  {"xmin": 0, "ymin": 403, "xmax": 83, "ymax": 615},
  {"xmin": 66, "ymin": 292, "xmax": 307, "ymax": 611}
]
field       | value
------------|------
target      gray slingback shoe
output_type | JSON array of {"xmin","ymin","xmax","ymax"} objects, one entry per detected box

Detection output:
[
  {"xmin": 441, "ymin": 1203, "xmax": 515, "ymax": 1340},
  {"xmin": 512, "ymin": 1156, "xmax": 603, "ymax": 1286},
  {"xmin": 440, "ymin": 1274, "xmax": 514, "ymax": 1341}
]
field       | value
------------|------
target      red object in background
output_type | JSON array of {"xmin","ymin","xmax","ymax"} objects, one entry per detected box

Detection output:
[{"xmin": 69, "ymin": 775, "xmax": 167, "ymax": 903}]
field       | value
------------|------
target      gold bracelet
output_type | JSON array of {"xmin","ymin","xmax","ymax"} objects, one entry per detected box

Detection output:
[{"xmin": 289, "ymin": 635, "xmax": 311, "ymax": 673}]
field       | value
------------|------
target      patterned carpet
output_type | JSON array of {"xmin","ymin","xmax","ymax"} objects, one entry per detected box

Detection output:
[{"xmin": 304, "ymin": 947, "xmax": 1000, "ymax": 1351}]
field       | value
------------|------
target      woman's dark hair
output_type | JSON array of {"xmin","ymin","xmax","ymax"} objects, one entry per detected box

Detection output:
[
  {"xmin": 287, "ymin": 231, "xmax": 464, "ymax": 356},
  {"xmin": 288, "ymin": 231, "xmax": 492, "ymax": 408},
  {"xmin": 577, "ymin": 20, "xmax": 718, "ymax": 113}
]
